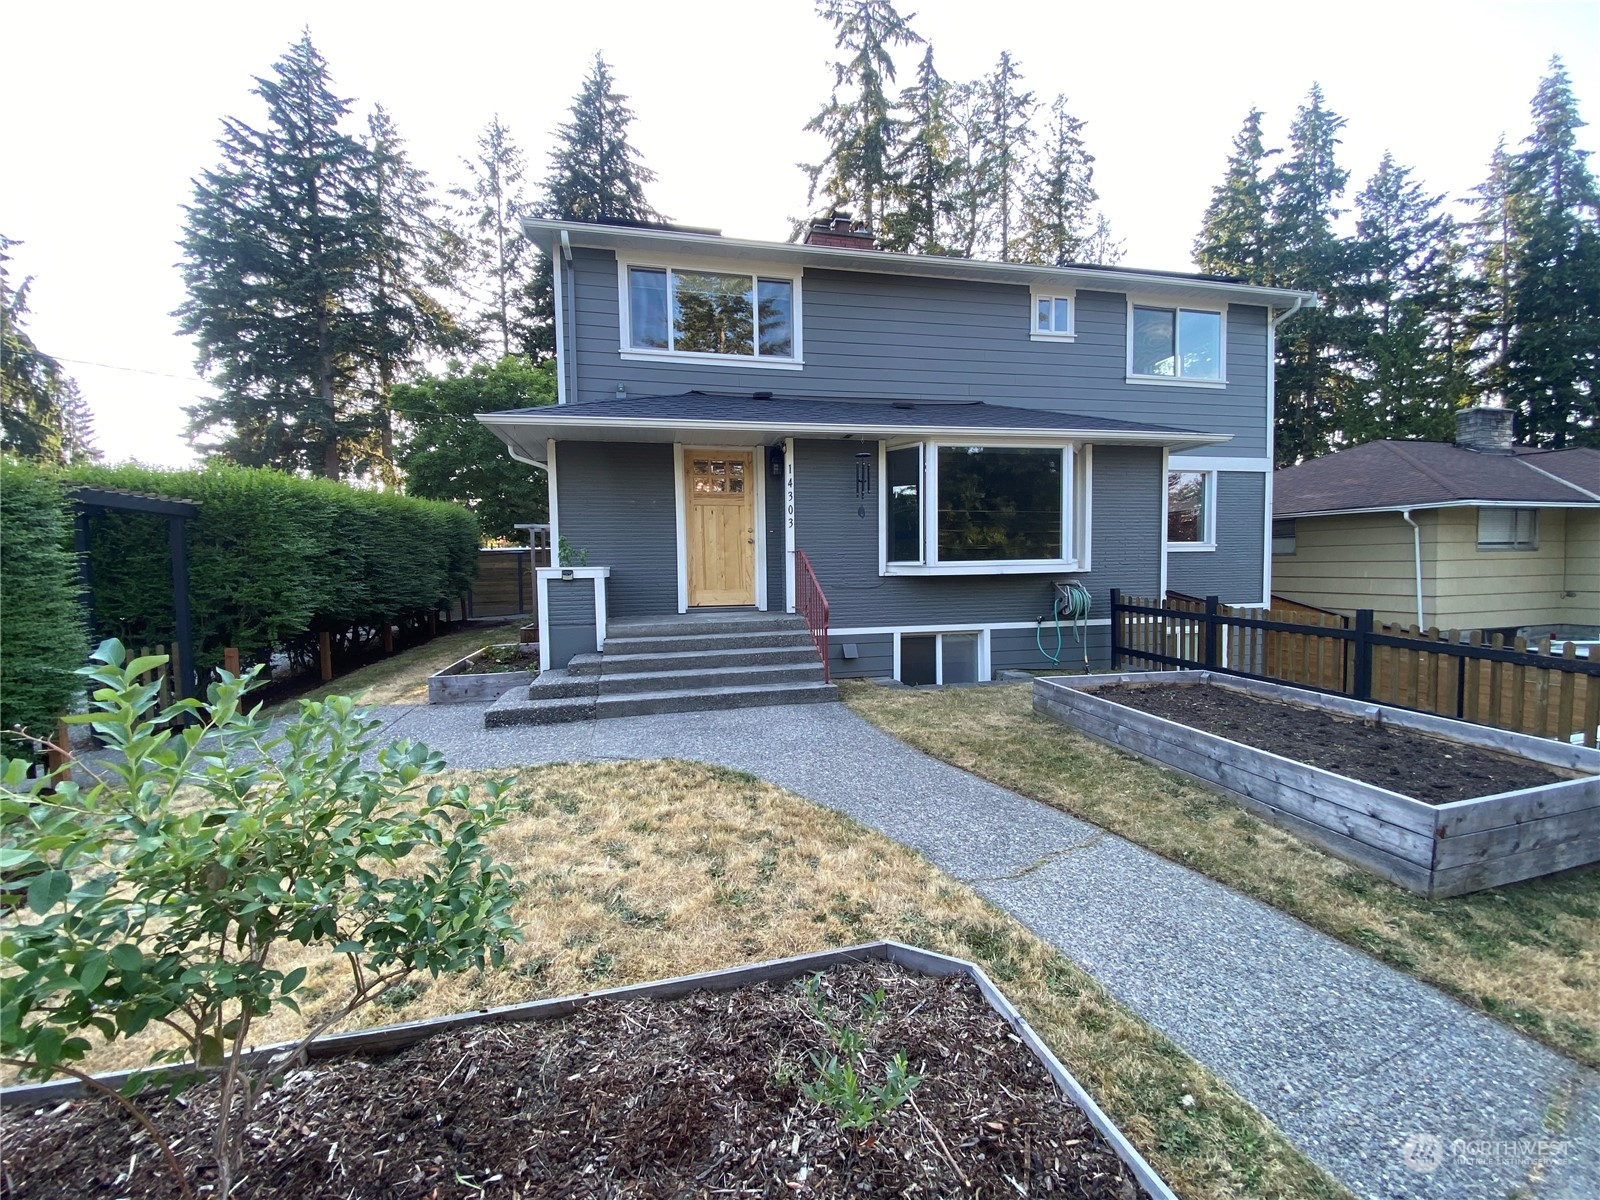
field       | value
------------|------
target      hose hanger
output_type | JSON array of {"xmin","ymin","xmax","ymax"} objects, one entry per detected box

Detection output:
[{"xmin": 1037, "ymin": 580, "xmax": 1094, "ymax": 672}]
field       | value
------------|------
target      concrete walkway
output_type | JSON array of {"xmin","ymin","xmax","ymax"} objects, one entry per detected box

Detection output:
[{"xmin": 366, "ymin": 699, "xmax": 1595, "ymax": 1200}]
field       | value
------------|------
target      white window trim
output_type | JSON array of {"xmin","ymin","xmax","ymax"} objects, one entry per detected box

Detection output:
[
  {"xmin": 1029, "ymin": 288, "xmax": 1077, "ymax": 341},
  {"xmin": 1165, "ymin": 467, "xmax": 1217, "ymax": 553},
  {"xmin": 893, "ymin": 629, "xmax": 992, "ymax": 685},
  {"xmin": 1125, "ymin": 297, "xmax": 1227, "ymax": 387},
  {"xmin": 878, "ymin": 438, "xmax": 1087, "ymax": 576},
  {"xmin": 617, "ymin": 256, "xmax": 804, "ymax": 369}
]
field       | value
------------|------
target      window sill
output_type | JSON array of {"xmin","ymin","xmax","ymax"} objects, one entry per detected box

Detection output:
[
  {"xmin": 1475, "ymin": 545, "xmax": 1540, "ymax": 552},
  {"xmin": 1030, "ymin": 331, "xmax": 1077, "ymax": 343},
  {"xmin": 883, "ymin": 560, "xmax": 1081, "ymax": 577},
  {"xmin": 1165, "ymin": 542, "xmax": 1216, "ymax": 553},
  {"xmin": 621, "ymin": 349, "xmax": 804, "ymax": 371},
  {"xmin": 1125, "ymin": 375, "xmax": 1226, "ymax": 389}
]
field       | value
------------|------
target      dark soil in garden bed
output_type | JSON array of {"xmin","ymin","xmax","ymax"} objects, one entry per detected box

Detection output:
[
  {"xmin": 441, "ymin": 644, "xmax": 536, "ymax": 675},
  {"xmin": 1094, "ymin": 682, "xmax": 1569, "ymax": 802},
  {"xmin": 1, "ymin": 962, "xmax": 1149, "ymax": 1199}
]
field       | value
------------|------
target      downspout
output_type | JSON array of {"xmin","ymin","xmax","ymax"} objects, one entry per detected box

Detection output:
[
  {"xmin": 1261, "ymin": 296, "xmax": 1308, "ymax": 607},
  {"xmin": 557, "ymin": 231, "xmax": 576, "ymax": 405},
  {"xmin": 1401, "ymin": 508, "xmax": 1424, "ymax": 628}
]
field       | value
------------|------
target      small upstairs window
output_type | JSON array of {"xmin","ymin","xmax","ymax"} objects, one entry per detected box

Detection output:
[
  {"xmin": 1031, "ymin": 292, "xmax": 1075, "ymax": 340},
  {"xmin": 1477, "ymin": 508, "xmax": 1539, "ymax": 550}
]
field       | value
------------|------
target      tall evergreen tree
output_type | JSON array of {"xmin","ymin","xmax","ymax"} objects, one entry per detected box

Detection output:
[
  {"xmin": 1347, "ymin": 153, "xmax": 1459, "ymax": 442},
  {"xmin": 1269, "ymin": 85, "xmax": 1359, "ymax": 464},
  {"xmin": 1, "ymin": 235, "xmax": 98, "ymax": 464},
  {"xmin": 177, "ymin": 33, "xmax": 380, "ymax": 477},
  {"xmin": 938, "ymin": 80, "xmax": 997, "ymax": 258},
  {"xmin": 803, "ymin": 0, "xmax": 923, "ymax": 232},
  {"xmin": 1018, "ymin": 94, "xmax": 1097, "ymax": 266},
  {"xmin": 1503, "ymin": 58, "xmax": 1600, "ymax": 446},
  {"xmin": 980, "ymin": 51, "xmax": 1035, "ymax": 261},
  {"xmin": 453, "ymin": 116, "xmax": 536, "ymax": 358},
  {"xmin": 1194, "ymin": 109, "xmax": 1278, "ymax": 282},
  {"xmin": 362, "ymin": 105, "xmax": 464, "ymax": 481},
  {"xmin": 881, "ymin": 46, "xmax": 952, "ymax": 253},
  {"xmin": 543, "ymin": 54, "xmax": 661, "ymax": 224},
  {"xmin": 1464, "ymin": 137, "xmax": 1518, "ymax": 405}
]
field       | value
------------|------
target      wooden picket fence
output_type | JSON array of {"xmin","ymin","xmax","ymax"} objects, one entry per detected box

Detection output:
[{"xmin": 1111, "ymin": 591, "xmax": 1599, "ymax": 747}]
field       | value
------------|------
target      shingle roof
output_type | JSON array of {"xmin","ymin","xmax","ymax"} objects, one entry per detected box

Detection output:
[
  {"xmin": 488, "ymin": 391, "xmax": 1208, "ymax": 439},
  {"xmin": 1274, "ymin": 440, "xmax": 1600, "ymax": 516}
]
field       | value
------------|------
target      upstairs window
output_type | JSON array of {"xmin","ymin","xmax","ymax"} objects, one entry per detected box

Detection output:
[
  {"xmin": 1477, "ymin": 507, "xmax": 1539, "ymax": 550},
  {"xmin": 623, "ymin": 265, "xmax": 798, "ymax": 363},
  {"xmin": 1031, "ymin": 291, "xmax": 1075, "ymax": 340},
  {"xmin": 1130, "ymin": 304, "xmax": 1224, "ymax": 382}
]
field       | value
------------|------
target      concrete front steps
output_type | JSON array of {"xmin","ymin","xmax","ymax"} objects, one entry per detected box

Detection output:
[{"xmin": 484, "ymin": 613, "xmax": 837, "ymax": 727}]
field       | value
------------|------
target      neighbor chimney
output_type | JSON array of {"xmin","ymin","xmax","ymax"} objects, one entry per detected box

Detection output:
[
  {"xmin": 802, "ymin": 210, "xmax": 878, "ymax": 250},
  {"xmin": 1454, "ymin": 404, "xmax": 1516, "ymax": 454}
]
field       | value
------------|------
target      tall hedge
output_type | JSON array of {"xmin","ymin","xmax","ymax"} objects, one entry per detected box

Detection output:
[
  {"xmin": 61, "ymin": 463, "xmax": 478, "ymax": 673},
  {"xmin": 0, "ymin": 461, "xmax": 87, "ymax": 744}
]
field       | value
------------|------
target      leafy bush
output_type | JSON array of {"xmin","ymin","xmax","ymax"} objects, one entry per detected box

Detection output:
[
  {"xmin": 60, "ymin": 462, "xmax": 478, "ymax": 673},
  {"xmin": 0, "ymin": 460, "xmax": 86, "ymax": 748},
  {"xmin": 0, "ymin": 641, "xmax": 522, "ymax": 1197}
]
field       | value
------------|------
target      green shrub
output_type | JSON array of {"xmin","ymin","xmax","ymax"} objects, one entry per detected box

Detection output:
[
  {"xmin": 60, "ymin": 463, "xmax": 478, "ymax": 673},
  {"xmin": 0, "ymin": 461, "xmax": 86, "ymax": 748}
]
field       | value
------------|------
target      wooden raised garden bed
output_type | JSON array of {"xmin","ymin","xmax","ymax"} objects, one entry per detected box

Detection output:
[
  {"xmin": 1, "ymin": 942, "xmax": 1174, "ymax": 1200},
  {"xmin": 427, "ymin": 642, "xmax": 536, "ymax": 705},
  {"xmin": 1034, "ymin": 671, "xmax": 1600, "ymax": 898}
]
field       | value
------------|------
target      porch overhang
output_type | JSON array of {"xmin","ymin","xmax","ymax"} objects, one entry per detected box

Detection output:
[{"xmin": 478, "ymin": 393, "xmax": 1230, "ymax": 465}]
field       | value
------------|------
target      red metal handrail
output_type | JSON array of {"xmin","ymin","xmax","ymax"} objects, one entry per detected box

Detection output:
[{"xmin": 794, "ymin": 549, "xmax": 830, "ymax": 682}]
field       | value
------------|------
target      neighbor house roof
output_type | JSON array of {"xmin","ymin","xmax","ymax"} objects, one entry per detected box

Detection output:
[
  {"xmin": 1274, "ymin": 440, "xmax": 1600, "ymax": 518},
  {"xmin": 523, "ymin": 217, "xmax": 1321, "ymax": 311},
  {"xmin": 477, "ymin": 392, "xmax": 1228, "ymax": 465}
]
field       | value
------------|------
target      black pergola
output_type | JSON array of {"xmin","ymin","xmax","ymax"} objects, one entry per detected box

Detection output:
[{"xmin": 71, "ymin": 487, "xmax": 200, "ymax": 701}]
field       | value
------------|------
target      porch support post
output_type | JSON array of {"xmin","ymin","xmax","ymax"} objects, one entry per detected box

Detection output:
[{"xmin": 783, "ymin": 437, "xmax": 796, "ymax": 614}]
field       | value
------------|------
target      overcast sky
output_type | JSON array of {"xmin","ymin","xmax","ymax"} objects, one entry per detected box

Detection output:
[{"xmin": 5, "ymin": 0, "xmax": 1596, "ymax": 468}]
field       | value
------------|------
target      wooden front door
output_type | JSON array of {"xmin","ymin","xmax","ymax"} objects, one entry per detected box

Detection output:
[{"xmin": 685, "ymin": 450, "xmax": 756, "ymax": 607}]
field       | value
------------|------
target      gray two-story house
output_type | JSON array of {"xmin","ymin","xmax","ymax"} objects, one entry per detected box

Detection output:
[{"xmin": 478, "ymin": 214, "xmax": 1315, "ymax": 722}]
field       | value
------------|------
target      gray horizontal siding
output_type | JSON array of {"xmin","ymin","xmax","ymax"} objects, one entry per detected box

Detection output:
[
  {"xmin": 992, "ymin": 625, "xmax": 1111, "ymax": 674},
  {"xmin": 568, "ymin": 248, "xmax": 1269, "ymax": 458},
  {"xmin": 828, "ymin": 632, "xmax": 893, "ymax": 679},
  {"xmin": 1165, "ymin": 471, "xmax": 1267, "ymax": 605},
  {"xmin": 794, "ymin": 439, "xmax": 1162, "ymax": 630},
  {"xmin": 554, "ymin": 442, "xmax": 678, "ymax": 618},
  {"xmin": 545, "ymin": 578, "xmax": 597, "ymax": 624},
  {"xmin": 765, "ymin": 457, "xmax": 785, "ymax": 608}
]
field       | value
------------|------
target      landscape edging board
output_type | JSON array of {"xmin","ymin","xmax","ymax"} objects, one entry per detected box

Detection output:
[
  {"xmin": 427, "ymin": 643, "xmax": 535, "ymax": 704},
  {"xmin": 0, "ymin": 941, "xmax": 1178, "ymax": 1200},
  {"xmin": 1033, "ymin": 671, "xmax": 1600, "ymax": 898}
]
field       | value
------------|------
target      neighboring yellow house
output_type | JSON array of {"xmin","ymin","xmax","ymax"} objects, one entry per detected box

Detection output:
[{"xmin": 1272, "ymin": 407, "xmax": 1600, "ymax": 639}]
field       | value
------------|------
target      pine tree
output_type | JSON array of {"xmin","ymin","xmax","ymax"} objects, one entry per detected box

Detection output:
[
  {"xmin": 362, "ymin": 105, "xmax": 463, "ymax": 482},
  {"xmin": 1194, "ymin": 109, "xmax": 1278, "ymax": 282},
  {"xmin": 1347, "ymin": 152, "xmax": 1458, "ymax": 442},
  {"xmin": 980, "ymin": 52, "xmax": 1035, "ymax": 262},
  {"xmin": 1503, "ymin": 57, "xmax": 1600, "ymax": 446},
  {"xmin": 1269, "ymin": 85, "xmax": 1359, "ymax": 464},
  {"xmin": 1, "ymin": 235, "xmax": 97, "ymax": 464},
  {"xmin": 1018, "ymin": 94, "xmax": 1097, "ymax": 266},
  {"xmin": 1465, "ymin": 137, "xmax": 1518, "ymax": 405},
  {"xmin": 881, "ymin": 46, "xmax": 952, "ymax": 254},
  {"xmin": 543, "ymin": 54, "xmax": 661, "ymax": 224},
  {"xmin": 177, "ymin": 33, "xmax": 380, "ymax": 477},
  {"xmin": 453, "ymin": 116, "xmax": 535, "ymax": 358},
  {"xmin": 939, "ymin": 80, "xmax": 998, "ymax": 258},
  {"xmin": 803, "ymin": 0, "xmax": 923, "ymax": 232}
]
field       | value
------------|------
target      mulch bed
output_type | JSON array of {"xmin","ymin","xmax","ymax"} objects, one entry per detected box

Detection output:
[
  {"xmin": 1094, "ymin": 682, "xmax": 1568, "ymax": 803},
  {"xmin": 1, "ymin": 963, "xmax": 1150, "ymax": 1199}
]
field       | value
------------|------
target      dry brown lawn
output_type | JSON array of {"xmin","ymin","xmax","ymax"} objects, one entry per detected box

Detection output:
[
  {"xmin": 267, "ymin": 619, "xmax": 525, "ymax": 711},
  {"xmin": 842, "ymin": 680, "xmax": 1600, "ymax": 1068},
  {"xmin": 44, "ymin": 760, "xmax": 1346, "ymax": 1200}
]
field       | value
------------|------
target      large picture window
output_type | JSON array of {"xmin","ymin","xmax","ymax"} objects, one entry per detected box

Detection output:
[
  {"xmin": 624, "ymin": 265, "xmax": 798, "ymax": 362},
  {"xmin": 1130, "ymin": 304, "xmax": 1223, "ymax": 382},
  {"xmin": 881, "ymin": 441, "xmax": 1080, "ymax": 573}
]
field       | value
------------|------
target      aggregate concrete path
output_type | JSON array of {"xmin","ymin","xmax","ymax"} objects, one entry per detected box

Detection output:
[{"xmin": 368, "ymin": 699, "xmax": 1596, "ymax": 1199}]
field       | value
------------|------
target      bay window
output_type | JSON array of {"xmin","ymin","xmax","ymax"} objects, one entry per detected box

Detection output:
[
  {"xmin": 1129, "ymin": 303, "xmax": 1224, "ymax": 382},
  {"xmin": 622, "ymin": 264, "xmax": 800, "ymax": 363},
  {"xmin": 883, "ymin": 441, "xmax": 1084, "ymax": 573}
]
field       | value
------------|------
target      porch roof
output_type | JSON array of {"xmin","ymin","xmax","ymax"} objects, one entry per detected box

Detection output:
[{"xmin": 477, "ymin": 391, "xmax": 1229, "ymax": 465}]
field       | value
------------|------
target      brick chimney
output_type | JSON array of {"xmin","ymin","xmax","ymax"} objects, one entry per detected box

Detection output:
[
  {"xmin": 803, "ymin": 211, "xmax": 878, "ymax": 250},
  {"xmin": 1454, "ymin": 405, "xmax": 1516, "ymax": 454}
]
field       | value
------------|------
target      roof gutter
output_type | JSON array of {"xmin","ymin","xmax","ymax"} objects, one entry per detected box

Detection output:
[{"xmin": 1401, "ymin": 508, "xmax": 1425, "ymax": 628}]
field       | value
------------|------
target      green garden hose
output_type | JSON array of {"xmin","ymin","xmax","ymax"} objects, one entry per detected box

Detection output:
[{"xmin": 1037, "ymin": 580, "xmax": 1094, "ymax": 671}]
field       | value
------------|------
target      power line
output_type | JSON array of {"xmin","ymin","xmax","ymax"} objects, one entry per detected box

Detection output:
[{"xmin": 53, "ymin": 356, "xmax": 207, "ymax": 384}]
